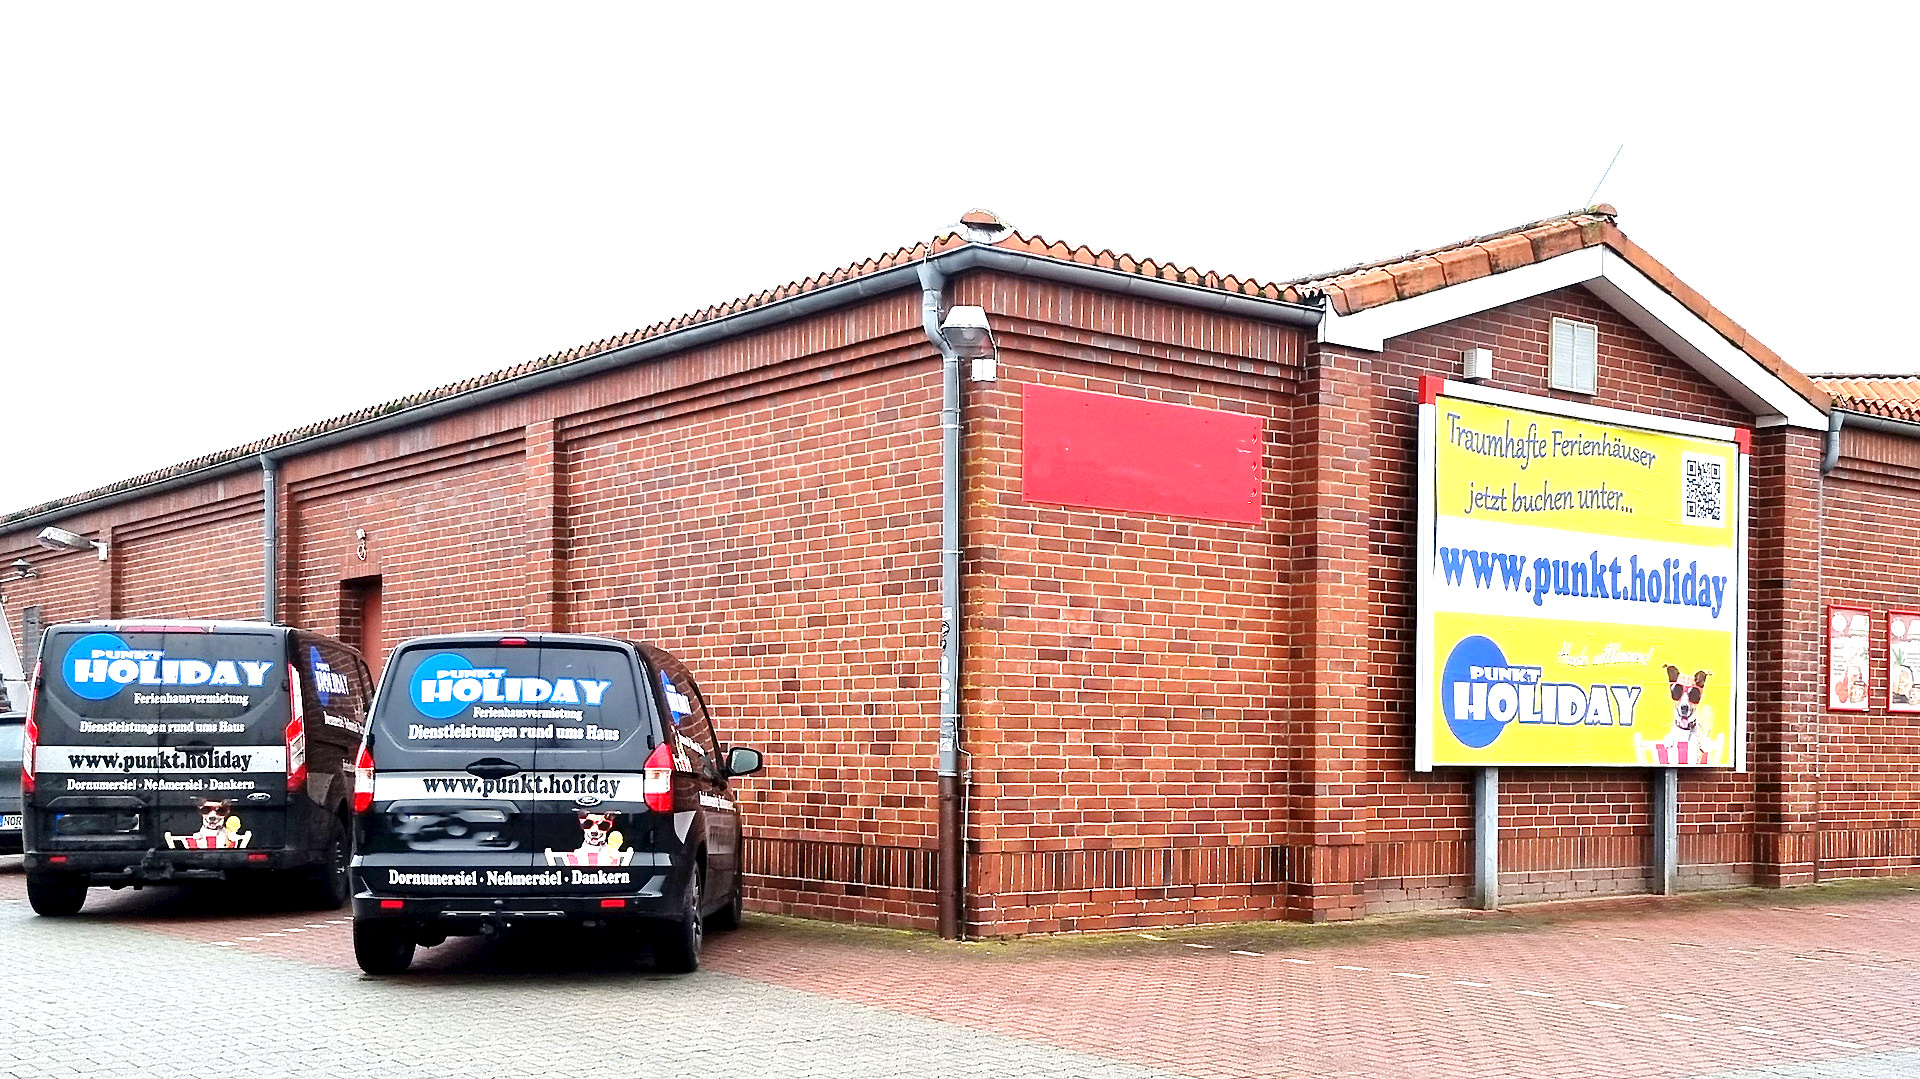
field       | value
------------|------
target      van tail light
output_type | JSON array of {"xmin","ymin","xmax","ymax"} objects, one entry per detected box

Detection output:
[
  {"xmin": 285, "ymin": 668, "xmax": 308, "ymax": 793},
  {"xmin": 352, "ymin": 742, "xmax": 375, "ymax": 814},
  {"xmin": 644, "ymin": 742, "xmax": 675, "ymax": 813},
  {"xmin": 20, "ymin": 661, "xmax": 41, "ymax": 796}
]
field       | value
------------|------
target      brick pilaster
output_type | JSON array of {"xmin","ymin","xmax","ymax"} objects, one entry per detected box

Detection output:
[
  {"xmin": 1747, "ymin": 426, "xmax": 1824, "ymax": 885},
  {"xmin": 525, "ymin": 419, "xmax": 565, "ymax": 632},
  {"xmin": 97, "ymin": 524, "xmax": 117, "ymax": 619},
  {"xmin": 1289, "ymin": 343, "xmax": 1373, "ymax": 920}
]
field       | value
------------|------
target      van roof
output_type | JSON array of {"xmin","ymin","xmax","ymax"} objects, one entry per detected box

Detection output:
[
  {"xmin": 54, "ymin": 619, "xmax": 287, "ymax": 633},
  {"xmin": 391, "ymin": 631, "xmax": 642, "ymax": 650}
]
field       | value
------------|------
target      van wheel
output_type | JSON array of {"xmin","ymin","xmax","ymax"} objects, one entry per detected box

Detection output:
[
  {"xmin": 27, "ymin": 873, "xmax": 87, "ymax": 918},
  {"xmin": 353, "ymin": 920, "xmax": 415, "ymax": 975},
  {"xmin": 653, "ymin": 870, "xmax": 704, "ymax": 973},
  {"xmin": 708, "ymin": 869, "xmax": 744, "ymax": 932},
  {"xmin": 305, "ymin": 815, "xmax": 352, "ymax": 910}
]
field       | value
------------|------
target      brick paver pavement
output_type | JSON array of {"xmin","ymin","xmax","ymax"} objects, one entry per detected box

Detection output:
[{"xmin": 3, "ymin": 856, "xmax": 1917, "ymax": 1078}]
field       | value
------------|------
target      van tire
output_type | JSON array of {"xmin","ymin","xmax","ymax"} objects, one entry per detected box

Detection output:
[
  {"xmin": 708, "ymin": 869, "xmax": 744, "ymax": 932},
  {"xmin": 653, "ymin": 870, "xmax": 704, "ymax": 973},
  {"xmin": 26, "ymin": 873, "xmax": 87, "ymax": 918},
  {"xmin": 353, "ymin": 920, "xmax": 415, "ymax": 975},
  {"xmin": 304, "ymin": 815, "xmax": 352, "ymax": 910}
]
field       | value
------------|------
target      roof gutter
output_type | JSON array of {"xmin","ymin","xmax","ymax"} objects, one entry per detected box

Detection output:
[
  {"xmin": 2, "ymin": 245, "xmax": 1320, "ymax": 535},
  {"xmin": 1822, "ymin": 408, "xmax": 1920, "ymax": 474}
]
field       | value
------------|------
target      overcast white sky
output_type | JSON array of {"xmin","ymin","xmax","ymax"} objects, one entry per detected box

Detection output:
[{"xmin": 2, "ymin": 3, "xmax": 1913, "ymax": 512}]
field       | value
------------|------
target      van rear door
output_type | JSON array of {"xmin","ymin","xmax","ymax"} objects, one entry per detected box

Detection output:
[
  {"xmin": 361, "ymin": 640, "xmax": 658, "ymax": 898},
  {"xmin": 516, "ymin": 644, "xmax": 657, "ymax": 896},
  {"xmin": 31, "ymin": 626, "xmax": 291, "ymax": 852}
]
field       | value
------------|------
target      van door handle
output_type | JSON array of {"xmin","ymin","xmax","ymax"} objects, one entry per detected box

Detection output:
[{"xmin": 465, "ymin": 759, "xmax": 523, "ymax": 780}]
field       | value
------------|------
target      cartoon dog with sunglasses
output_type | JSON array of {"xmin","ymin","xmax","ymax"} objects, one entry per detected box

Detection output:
[
  {"xmin": 1663, "ymin": 665, "xmax": 1712, "ymax": 754},
  {"xmin": 544, "ymin": 810, "xmax": 633, "ymax": 867}
]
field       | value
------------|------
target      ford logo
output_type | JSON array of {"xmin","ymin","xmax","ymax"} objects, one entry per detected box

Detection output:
[
  {"xmin": 574, "ymin": 794, "xmax": 603, "ymax": 808},
  {"xmin": 245, "ymin": 792, "xmax": 272, "ymax": 803}
]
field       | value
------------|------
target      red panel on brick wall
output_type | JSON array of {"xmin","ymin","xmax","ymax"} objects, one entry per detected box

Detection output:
[{"xmin": 1021, "ymin": 383, "xmax": 1263, "ymax": 524}]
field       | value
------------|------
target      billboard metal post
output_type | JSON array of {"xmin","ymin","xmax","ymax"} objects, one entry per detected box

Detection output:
[
  {"xmin": 1652, "ymin": 768, "xmax": 1679, "ymax": 895},
  {"xmin": 1475, "ymin": 767, "xmax": 1499, "ymax": 910}
]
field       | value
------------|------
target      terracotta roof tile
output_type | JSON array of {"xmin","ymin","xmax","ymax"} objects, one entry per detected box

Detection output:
[
  {"xmin": 1281, "ymin": 206, "xmax": 1829, "ymax": 412},
  {"xmin": 4, "ymin": 206, "xmax": 1835, "ymax": 525},
  {"xmin": 1814, "ymin": 376, "xmax": 1920, "ymax": 422}
]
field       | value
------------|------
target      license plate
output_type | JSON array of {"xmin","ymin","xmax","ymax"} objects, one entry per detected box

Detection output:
[{"xmin": 0, "ymin": 814, "xmax": 20, "ymax": 832}]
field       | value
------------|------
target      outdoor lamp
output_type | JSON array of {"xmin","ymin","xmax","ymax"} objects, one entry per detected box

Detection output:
[
  {"xmin": 940, "ymin": 305, "xmax": 998, "ymax": 383},
  {"xmin": 36, "ymin": 526, "xmax": 109, "ymax": 561}
]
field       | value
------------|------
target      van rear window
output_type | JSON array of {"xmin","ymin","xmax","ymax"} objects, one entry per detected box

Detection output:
[
  {"xmin": 41, "ymin": 630, "xmax": 283, "ymax": 725},
  {"xmin": 375, "ymin": 645, "xmax": 644, "ymax": 753}
]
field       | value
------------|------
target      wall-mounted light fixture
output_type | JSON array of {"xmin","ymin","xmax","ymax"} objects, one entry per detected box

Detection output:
[
  {"xmin": 940, "ymin": 305, "xmax": 998, "ymax": 383},
  {"xmin": 36, "ymin": 526, "xmax": 109, "ymax": 561},
  {"xmin": 8, "ymin": 559, "xmax": 34, "ymax": 580}
]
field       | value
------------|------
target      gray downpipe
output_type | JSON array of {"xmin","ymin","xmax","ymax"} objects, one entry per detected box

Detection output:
[
  {"xmin": 261, "ymin": 455, "xmax": 279, "ymax": 622},
  {"xmin": 918, "ymin": 261, "xmax": 965, "ymax": 940},
  {"xmin": 1822, "ymin": 410, "xmax": 1843, "ymax": 474}
]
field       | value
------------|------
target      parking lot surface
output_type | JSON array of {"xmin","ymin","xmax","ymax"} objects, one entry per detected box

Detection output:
[{"xmin": 4, "ymin": 857, "xmax": 1918, "ymax": 1078}]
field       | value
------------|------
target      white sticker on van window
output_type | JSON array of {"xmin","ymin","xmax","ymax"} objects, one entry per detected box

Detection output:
[
  {"xmin": 309, "ymin": 646, "xmax": 350, "ymax": 703},
  {"xmin": 659, "ymin": 670, "xmax": 692, "ymax": 722},
  {"xmin": 62, "ymin": 633, "xmax": 274, "ymax": 702},
  {"xmin": 409, "ymin": 652, "xmax": 612, "ymax": 721}
]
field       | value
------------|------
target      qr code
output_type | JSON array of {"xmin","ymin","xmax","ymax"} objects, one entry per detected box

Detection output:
[{"xmin": 1681, "ymin": 452, "xmax": 1724, "ymax": 526}]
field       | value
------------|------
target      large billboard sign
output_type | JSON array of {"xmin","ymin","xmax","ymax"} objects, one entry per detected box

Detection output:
[{"xmin": 1415, "ymin": 379, "xmax": 1749, "ymax": 770}]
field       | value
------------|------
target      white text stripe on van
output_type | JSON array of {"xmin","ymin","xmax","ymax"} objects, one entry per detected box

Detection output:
[
  {"xmin": 373, "ymin": 772, "xmax": 645, "ymax": 802},
  {"xmin": 36, "ymin": 746, "xmax": 289, "ymax": 774}
]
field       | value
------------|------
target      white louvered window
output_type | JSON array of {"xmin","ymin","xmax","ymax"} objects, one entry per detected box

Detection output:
[{"xmin": 1551, "ymin": 317, "xmax": 1598, "ymax": 394}]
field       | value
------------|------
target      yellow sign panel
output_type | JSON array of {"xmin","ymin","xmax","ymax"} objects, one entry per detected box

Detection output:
[{"xmin": 1417, "ymin": 389, "xmax": 1746, "ymax": 769}]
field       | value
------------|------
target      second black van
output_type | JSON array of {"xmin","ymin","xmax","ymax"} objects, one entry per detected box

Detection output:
[
  {"xmin": 21, "ymin": 620, "xmax": 373, "ymax": 915},
  {"xmin": 349, "ymin": 632, "xmax": 763, "ymax": 974}
]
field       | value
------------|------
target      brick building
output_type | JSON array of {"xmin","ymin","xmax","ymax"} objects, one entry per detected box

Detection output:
[{"xmin": 4, "ymin": 206, "xmax": 1916, "ymax": 936}]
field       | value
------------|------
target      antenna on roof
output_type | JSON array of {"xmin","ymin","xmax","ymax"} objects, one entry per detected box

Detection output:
[{"xmin": 1585, "ymin": 144, "xmax": 1625, "ymax": 209}]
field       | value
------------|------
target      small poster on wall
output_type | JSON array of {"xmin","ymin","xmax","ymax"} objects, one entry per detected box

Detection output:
[
  {"xmin": 1889, "ymin": 611, "xmax": 1920, "ymax": 713},
  {"xmin": 1828, "ymin": 606, "xmax": 1871, "ymax": 712}
]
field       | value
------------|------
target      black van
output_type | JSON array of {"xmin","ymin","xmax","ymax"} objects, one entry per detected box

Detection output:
[
  {"xmin": 350, "ymin": 632, "xmax": 763, "ymax": 975},
  {"xmin": 21, "ymin": 620, "xmax": 373, "ymax": 915}
]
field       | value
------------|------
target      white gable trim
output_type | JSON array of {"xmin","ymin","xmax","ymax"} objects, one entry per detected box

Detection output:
[{"xmin": 1317, "ymin": 246, "xmax": 1826, "ymax": 430}]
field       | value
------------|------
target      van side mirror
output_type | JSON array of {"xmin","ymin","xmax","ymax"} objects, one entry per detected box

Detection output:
[{"xmin": 725, "ymin": 747, "xmax": 764, "ymax": 778}]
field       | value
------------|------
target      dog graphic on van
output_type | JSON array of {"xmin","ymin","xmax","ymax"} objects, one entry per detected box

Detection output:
[
  {"xmin": 164, "ymin": 799, "xmax": 252, "ymax": 850},
  {"xmin": 544, "ymin": 810, "xmax": 633, "ymax": 867}
]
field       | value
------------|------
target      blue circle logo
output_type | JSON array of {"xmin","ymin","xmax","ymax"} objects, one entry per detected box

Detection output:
[
  {"xmin": 1441, "ymin": 635, "xmax": 1512, "ymax": 750},
  {"xmin": 63, "ymin": 633, "xmax": 133, "ymax": 700},
  {"xmin": 410, "ymin": 651, "xmax": 475, "ymax": 720}
]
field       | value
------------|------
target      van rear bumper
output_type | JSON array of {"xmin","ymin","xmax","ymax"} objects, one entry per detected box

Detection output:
[
  {"xmin": 24, "ymin": 847, "xmax": 315, "ymax": 882},
  {"xmin": 351, "ymin": 874, "xmax": 675, "ymax": 926}
]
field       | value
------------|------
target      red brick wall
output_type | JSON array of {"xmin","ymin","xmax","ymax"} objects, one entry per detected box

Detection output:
[
  {"xmin": 1816, "ymin": 426, "xmax": 1920, "ymax": 876},
  {"xmin": 1, "ymin": 475, "xmax": 269, "ymax": 636},
  {"xmin": 561, "ymin": 336, "xmax": 946, "ymax": 928},
  {"xmin": 953, "ymin": 272, "xmax": 1302, "ymax": 934},
  {"xmin": 4, "ymin": 266, "xmax": 1912, "ymax": 935},
  {"xmin": 285, "ymin": 438, "xmax": 530, "ymax": 654},
  {"xmin": 115, "ymin": 496, "xmax": 265, "ymax": 621},
  {"xmin": 1362, "ymin": 286, "xmax": 1762, "ymax": 912}
]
